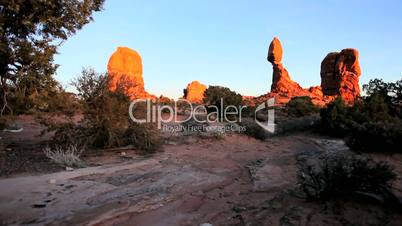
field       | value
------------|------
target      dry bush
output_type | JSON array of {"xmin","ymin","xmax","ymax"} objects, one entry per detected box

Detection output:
[
  {"xmin": 347, "ymin": 121, "xmax": 402, "ymax": 153},
  {"xmin": 203, "ymin": 86, "xmax": 242, "ymax": 121},
  {"xmin": 320, "ymin": 79, "xmax": 402, "ymax": 153},
  {"xmin": 240, "ymin": 116, "xmax": 319, "ymax": 140},
  {"xmin": 40, "ymin": 68, "xmax": 164, "ymax": 153},
  {"xmin": 124, "ymin": 123, "xmax": 163, "ymax": 154},
  {"xmin": 43, "ymin": 144, "xmax": 85, "ymax": 167},
  {"xmin": 202, "ymin": 125, "xmax": 227, "ymax": 139},
  {"xmin": 211, "ymin": 129, "xmax": 226, "ymax": 140},
  {"xmin": 298, "ymin": 154, "xmax": 397, "ymax": 204},
  {"xmin": 180, "ymin": 117, "xmax": 208, "ymax": 136},
  {"xmin": 41, "ymin": 68, "xmax": 131, "ymax": 148},
  {"xmin": 286, "ymin": 96, "xmax": 318, "ymax": 117},
  {"xmin": 72, "ymin": 68, "xmax": 131, "ymax": 148},
  {"xmin": 277, "ymin": 115, "xmax": 320, "ymax": 134},
  {"xmin": 239, "ymin": 118, "xmax": 270, "ymax": 140}
]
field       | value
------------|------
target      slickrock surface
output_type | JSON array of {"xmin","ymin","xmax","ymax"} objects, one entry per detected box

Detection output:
[{"xmin": 1, "ymin": 134, "xmax": 401, "ymax": 225}]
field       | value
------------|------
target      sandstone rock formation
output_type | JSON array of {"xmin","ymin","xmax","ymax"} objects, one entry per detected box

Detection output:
[
  {"xmin": 267, "ymin": 37, "xmax": 303, "ymax": 94},
  {"xmin": 308, "ymin": 86, "xmax": 323, "ymax": 97},
  {"xmin": 321, "ymin": 48, "xmax": 361, "ymax": 103},
  {"xmin": 107, "ymin": 47, "xmax": 155, "ymax": 99},
  {"xmin": 262, "ymin": 37, "xmax": 361, "ymax": 106},
  {"xmin": 183, "ymin": 81, "xmax": 207, "ymax": 103}
]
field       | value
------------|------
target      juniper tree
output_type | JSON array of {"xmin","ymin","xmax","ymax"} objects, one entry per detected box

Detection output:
[{"xmin": 0, "ymin": 0, "xmax": 104, "ymax": 116}]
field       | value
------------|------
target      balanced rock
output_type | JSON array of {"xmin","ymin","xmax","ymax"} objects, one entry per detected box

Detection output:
[
  {"xmin": 260, "ymin": 37, "xmax": 361, "ymax": 106},
  {"xmin": 107, "ymin": 47, "xmax": 154, "ymax": 99},
  {"xmin": 267, "ymin": 37, "xmax": 283, "ymax": 64},
  {"xmin": 183, "ymin": 81, "xmax": 207, "ymax": 103},
  {"xmin": 308, "ymin": 86, "xmax": 323, "ymax": 97},
  {"xmin": 321, "ymin": 48, "xmax": 361, "ymax": 103},
  {"xmin": 267, "ymin": 37, "xmax": 303, "ymax": 94}
]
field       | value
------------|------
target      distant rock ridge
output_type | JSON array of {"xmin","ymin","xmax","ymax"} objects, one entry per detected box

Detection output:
[
  {"xmin": 183, "ymin": 81, "xmax": 207, "ymax": 103},
  {"xmin": 107, "ymin": 47, "xmax": 155, "ymax": 99}
]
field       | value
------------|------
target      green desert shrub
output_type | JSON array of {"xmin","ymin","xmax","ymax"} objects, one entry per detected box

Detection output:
[
  {"xmin": 286, "ymin": 96, "xmax": 318, "ymax": 117},
  {"xmin": 157, "ymin": 95, "xmax": 174, "ymax": 113},
  {"xmin": 277, "ymin": 115, "xmax": 320, "ymax": 134},
  {"xmin": 58, "ymin": 68, "xmax": 130, "ymax": 148},
  {"xmin": 181, "ymin": 115, "xmax": 209, "ymax": 133},
  {"xmin": 347, "ymin": 121, "xmax": 402, "ymax": 153},
  {"xmin": 124, "ymin": 123, "xmax": 163, "ymax": 154},
  {"xmin": 320, "ymin": 97, "xmax": 354, "ymax": 136},
  {"xmin": 75, "ymin": 69, "xmax": 130, "ymax": 147},
  {"xmin": 239, "ymin": 105, "xmax": 257, "ymax": 118},
  {"xmin": 40, "ymin": 89, "xmax": 80, "ymax": 115},
  {"xmin": 203, "ymin": 86, "xmax": 242, "ymax": 121},
  {"xmin": 42, "ymin": 68, "xmax": 162, "ymax": 153},
  {"xmin": 320, "ymin": 79, "xmax": 402, "ymax": 152},
  {"xmin": 240, "ymin": 118, "xmax": 270, "ymax": 140},
  {"xmin": 298, "ymin": 154, "xmax": 397, "ymax": 202},
  {"xmin": 363, "ymin": 78, "xmax": 402, "ymax": 118},
  {"xmin": 0, "ymin": 0, "xmax": 103, "ymax": 118},
  {"xmin": 28, "ymin": 85, "xmax": 80, "ymax": 115},
  {"xmin": 1, "ymin": 76, "xmax": 80, "ymax": 116},
  {"xmin": 41, "ymin": 121, "xmax": 88, "ymax": 148}
]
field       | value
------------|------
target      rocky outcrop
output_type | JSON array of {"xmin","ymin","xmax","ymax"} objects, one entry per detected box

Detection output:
[
  {"xmin": 308, "ymin": 86, "xmax": 323, "ymax": 97},
  {"xmin": 263, "ymin": 37, "xmax": 361, "ymax": 106},
  {"xmin": 183, "ymin": 81, "xmax": 207, "ymax": 103},
  {"xmin": 107, "ymin": 47, "xmax": 155, "ymax": 99},
  {"xmin": 267, "ymin": 37, "xmax": 303, "ymax": 94},
  {"xmin": 321, "ymin": 49, "xmax": 361, "ymax": 103}
]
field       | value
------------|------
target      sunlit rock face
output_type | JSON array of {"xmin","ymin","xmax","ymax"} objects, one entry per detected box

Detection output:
[
  {"xmin": 267, "ymin": 37, "xmax": 283, "ymax": 64},
  {"xmin": 107, "ymin": 47, "xmax": 154, "ymax": 99},
  {"xmin": 321, "ymin": 48, "xmax": 361, "ymax": 103},
  {"xmin": 183, "ymin": 81, "xmax": 207, "ymax": 103},
  {"xmin": 267, "ymin": 37, "xmax": 303, "ymax": 94},
  {"xmin": 263, "ymin": 37, "xmax": 361, "ymax": 106},
  {"xmin": 308, "ymin": 86, "xmax": 323, "ymax": 97}
]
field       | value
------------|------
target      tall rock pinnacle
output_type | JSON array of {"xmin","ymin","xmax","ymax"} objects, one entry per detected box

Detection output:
[
  {"xmin": 267, "ymin": 37, "xmax": 303, "ymax": 94},
  {"xmin": 107, "ymin": 47, "xmax": 154, "ymax": 99}
]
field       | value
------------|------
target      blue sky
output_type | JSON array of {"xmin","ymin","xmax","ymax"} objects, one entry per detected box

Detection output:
[{"xmin": 55, "ymin": 0, "xmax": 402, "ymax": 99}]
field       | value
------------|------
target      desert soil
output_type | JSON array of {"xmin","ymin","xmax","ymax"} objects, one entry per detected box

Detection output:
[{"xmin": 0, "ymin": 116, "xmax": 402, "ymax": 226}]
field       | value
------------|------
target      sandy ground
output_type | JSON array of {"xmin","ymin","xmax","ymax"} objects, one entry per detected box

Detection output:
[{"xmin": 1, "ymin": 132, "xmax": 402, "ymax": 226}]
